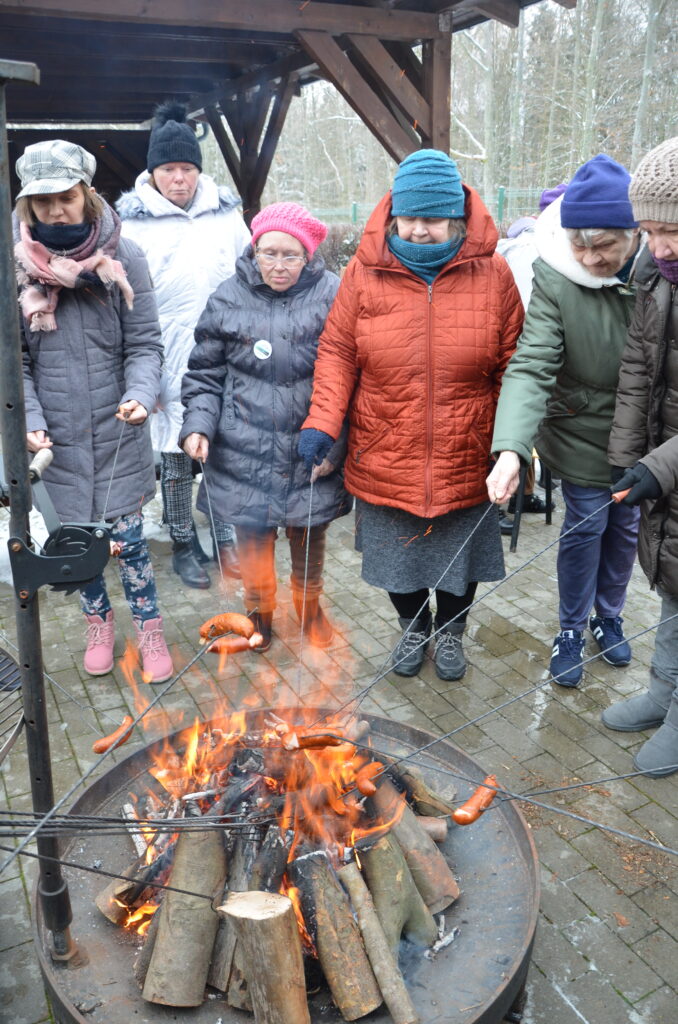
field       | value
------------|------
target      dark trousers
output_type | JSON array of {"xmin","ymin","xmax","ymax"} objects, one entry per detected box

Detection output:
[
  {"xmin": 235, "ymin": 523, "xmax": 329, "ymax": 613},
  {"xmin": 388, "ymin": 582, "xmax": 478, "ymax": 626},
  {"xmin": 160, "ymin": 451, "xmax": 233, "ymax": 545},
  {"xmin": 558, "ymin": 480, "xmax": 639, "ymax": 632}
]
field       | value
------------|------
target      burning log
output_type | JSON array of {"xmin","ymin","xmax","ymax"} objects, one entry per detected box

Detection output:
[
  {"xmin": 142, "ymin": 827, "xmax": 227, "ymax": 1007},
  {"xmin": 289, "ymin": 850, "xmax": 382, "ymax": 1021},
  {"xmin": 357, "ymin": 833, "xmax": 438, "ymax": 953},
  {"xmin": 380, "ymin": 759, "xmax": 456, "ymax": 818},
  {"xmin": 133, "ymin": 903, "xmax": 160, "ymax": 987},
  {"xmin": 372, "ymin": 780, "xmax": 459, "ymax": 914},
  {"xmin": 338, "ymin": 862, "xmax": 419, "ymax": 1024},
  {"xmin": 219, "ymin": 891, "xmax": 310, "ymax": 1024},
  {"xmin": 95, "ymin": 843, "xmax": 175, "ymax": 926}
]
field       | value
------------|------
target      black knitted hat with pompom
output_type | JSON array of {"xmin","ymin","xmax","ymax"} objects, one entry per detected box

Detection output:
[{"xmin": 147, "ymin": 101, "xmax": 202, "ymax": 172}]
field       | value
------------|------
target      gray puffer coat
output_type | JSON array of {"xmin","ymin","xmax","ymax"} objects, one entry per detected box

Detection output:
[
  {"xmin": 608, "ymin": 248, "xmax": 678, "ymax": 596},
  {"xmin": 180, "ymin": 249, "xmax": 352, "ymax": 528},
  {"xmin": 18, "ymin": 206, "xmax": 162, "ymax": 523}
]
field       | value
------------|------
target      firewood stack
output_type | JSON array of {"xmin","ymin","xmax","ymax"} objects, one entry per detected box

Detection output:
[{"xmin": 95, "ymin": 714, "xmax": 462, "ymax": 1024}]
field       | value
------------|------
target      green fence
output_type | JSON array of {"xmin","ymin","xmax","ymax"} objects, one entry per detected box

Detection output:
[{"xmin": 312, "ymin": 188, "xmax": 546, "ymax": 228}]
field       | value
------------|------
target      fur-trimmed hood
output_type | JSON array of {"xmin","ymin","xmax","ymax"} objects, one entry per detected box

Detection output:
[
  {"xmin": 116, "ymin": 170, "xmax": 240, "ymax": 221},
  {"xmin": 534, "ymin": 194, "xmax": 639, "ymax": 290}
]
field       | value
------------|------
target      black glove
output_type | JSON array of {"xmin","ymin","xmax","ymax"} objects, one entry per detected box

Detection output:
[
  {"xmin": 611, "ymin": 463, "xmax": 662, "ymax": 505},
  {"xmin": 610, "ymin": 465, "xmax": 626, "ymax": 485}
]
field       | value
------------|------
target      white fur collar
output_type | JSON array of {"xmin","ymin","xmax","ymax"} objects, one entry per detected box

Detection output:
[{"xmin": 534, "ymin": 195, "xmax": 627, "ymax": 290}]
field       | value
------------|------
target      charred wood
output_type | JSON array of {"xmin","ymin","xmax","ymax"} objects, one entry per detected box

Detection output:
[{"xmin": 288, "ymin": 850, "xmax": 382, "ymax": 1020}]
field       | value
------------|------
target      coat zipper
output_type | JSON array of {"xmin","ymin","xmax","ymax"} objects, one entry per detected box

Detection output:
[{"xmin": 425, "ymin": 283, "xmax": 433, "ymax": 508}]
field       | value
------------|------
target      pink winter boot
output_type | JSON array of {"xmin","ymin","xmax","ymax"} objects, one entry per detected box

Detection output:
[
  {"xmin": 83, "ymin": 611, "xmax": 115, "ymax": 676},
  {"xmin": 134, "ymin": 616, "xmax": 173, "ymax": 684}
]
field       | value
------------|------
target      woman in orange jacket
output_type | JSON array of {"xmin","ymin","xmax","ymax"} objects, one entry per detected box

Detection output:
[{"xmin": 300, "ymin": 150, "xmax": 523, "ymax": 681}]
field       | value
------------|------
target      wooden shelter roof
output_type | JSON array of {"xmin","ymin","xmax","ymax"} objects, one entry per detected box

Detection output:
[{"xmin": 0, "ymin": 0, "xmax": 574, "ymax": 212}]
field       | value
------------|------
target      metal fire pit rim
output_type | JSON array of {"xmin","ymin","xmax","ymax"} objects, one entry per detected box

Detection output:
[{"xmin": 33, "ymin": 707, "xmax": 540, "ymax": 1024}]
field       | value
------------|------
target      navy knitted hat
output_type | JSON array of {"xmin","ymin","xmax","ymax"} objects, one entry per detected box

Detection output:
[
  {"xmin": 147, "ymin": 101, "xmax": 202, "ymax": 173},
  {"xmin": 560, "ymin": 155, "xmax": 636, "ymax": 229},
  {"xmin": 391, "ymin": 149, "xmax": 465, "ymax": 219}
]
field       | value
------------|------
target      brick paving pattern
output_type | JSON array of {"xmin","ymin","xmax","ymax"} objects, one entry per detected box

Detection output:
[{"xmin": 1, "ymin": 487, "xmax": 677, "ymax": 1024}]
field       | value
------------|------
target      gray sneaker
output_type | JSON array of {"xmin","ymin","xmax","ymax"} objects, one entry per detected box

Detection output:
[
  {"xmin": 392, "ymin": 616, "xmax": 431, "ymax": 677},
  {"xmin": 434, "ymin": 621, "xmax": 466, "ymax": 681}
]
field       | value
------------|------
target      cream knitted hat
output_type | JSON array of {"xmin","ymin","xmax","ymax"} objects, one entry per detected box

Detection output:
[{"xmin": 629, "ymin": 137, "xmax": 678, "ymax": 222}]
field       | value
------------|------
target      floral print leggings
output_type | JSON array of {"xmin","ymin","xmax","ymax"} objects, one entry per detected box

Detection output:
[{"xmin": 79, "ymin": 512, "xmax": 159, "ymax": 623}]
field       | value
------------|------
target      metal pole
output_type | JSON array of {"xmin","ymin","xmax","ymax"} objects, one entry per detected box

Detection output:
[{"xmin": 0, "ymin": 60, "xmax": 78, "ymax": 961}]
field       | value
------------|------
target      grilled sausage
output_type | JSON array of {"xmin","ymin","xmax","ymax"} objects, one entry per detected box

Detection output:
[
  {"xmin": 452, "ymin": 774, "xmax": 498, "ymax": 825},
  {"xmin": 92, "ymin": 715, "xmax": 134, "ymax": 754}
]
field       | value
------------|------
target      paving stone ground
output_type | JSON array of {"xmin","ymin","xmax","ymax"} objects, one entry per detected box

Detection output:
[{"xmin": 1, "ymin": 486, "xmax": 677, "ymax": 1024}]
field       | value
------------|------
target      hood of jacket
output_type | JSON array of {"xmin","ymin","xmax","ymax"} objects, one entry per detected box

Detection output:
[
  {"xmin": 116, "ymin": 171, "xmax": 240, "ymax": 221},
  {"xmin": 354, "ymin": 185, "xmax": 499, "ymax": 272},
  {"xmin": 534, "ymin": 194, "xmax": 639, "ymax": 290}
]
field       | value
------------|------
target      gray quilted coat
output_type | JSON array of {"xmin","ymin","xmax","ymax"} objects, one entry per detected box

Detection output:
[
  {"xmin": 180, "ymin": 249, "xmax": 352, "ymax": 528},
  {"xmin": 18, "ymin": 207, "xmax": 163, "ymax": 523},
  {"xmin": 608, "ymin": 248, "xmax": 678, "ymax": 596}
]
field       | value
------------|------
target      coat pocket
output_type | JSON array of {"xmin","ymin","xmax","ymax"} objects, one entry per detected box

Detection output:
[
  {"xmin": 544, "ymin": 387, "xmax": 589, "ymax": 419},
  {"xmin": 353, "ymin": 425, "xmax": 389, "ymax": 464}
]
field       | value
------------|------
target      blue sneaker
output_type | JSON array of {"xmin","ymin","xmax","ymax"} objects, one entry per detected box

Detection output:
[
  {"xmin": 550, "ymin": 629, "xmax": 584, "ymax": 687},
  {"xmin": 589, "ymin": 615, "xmax": 631, "ymax": 667}
]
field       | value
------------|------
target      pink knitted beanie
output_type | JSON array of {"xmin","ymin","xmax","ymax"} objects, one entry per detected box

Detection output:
[{"xmin": 250, "ymin": 202, "xmax": 328, "ymax": 256}]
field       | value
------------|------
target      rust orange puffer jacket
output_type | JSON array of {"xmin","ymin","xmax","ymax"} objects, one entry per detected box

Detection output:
[{"xmin": 303, "ymin": 188, "xmax": 524, "ymax": 517}]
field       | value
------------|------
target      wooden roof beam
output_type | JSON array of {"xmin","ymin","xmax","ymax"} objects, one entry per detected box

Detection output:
[
  {"xmin": 347, "ymin": 35, "xmax": 431, "ymax": 138},
  {"xmin": 0, "ymin": 0, "xmax": 441, "ymax": 41},
  {"xmin": 297, "ymin": 29, "xmax": 418, "ymax": 163},
  {"xmin": 453, "ymin": 0, "xmax": 520, "ymax": 29}
]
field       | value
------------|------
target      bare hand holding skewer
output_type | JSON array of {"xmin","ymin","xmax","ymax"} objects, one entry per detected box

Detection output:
[
  {"xmin": 486, "ymin": 450, "xmax": 521, "ymax": 504},
  {"xmin": 116, "ymin": 399, "xmax": 148, "ymax": 425},
  {"xmin": 181, "ymin": 431, "xmax": 209, "ymax": 462}
]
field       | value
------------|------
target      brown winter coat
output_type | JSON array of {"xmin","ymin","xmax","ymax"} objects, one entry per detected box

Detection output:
[
  {"xmin": 608, "ymin": 249, "xmax": 678, "ymax": 596},
  {"xmin": 303, "ymin": 189, "xmax": 523, "ymax": 517}
]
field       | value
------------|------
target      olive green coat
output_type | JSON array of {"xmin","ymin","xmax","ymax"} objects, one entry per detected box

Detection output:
[{"xmin": 492, "ymin": 258, "xmax": 641, "ymax": 488}]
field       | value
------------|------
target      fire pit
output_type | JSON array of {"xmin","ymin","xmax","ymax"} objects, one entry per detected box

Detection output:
[{"xmin": 34, "ymin": 710, "xmax": 539, "ymax": 1024}]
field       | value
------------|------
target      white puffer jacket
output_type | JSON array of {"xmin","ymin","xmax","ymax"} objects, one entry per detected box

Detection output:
[{"xmin": 117, "ymin": 172, "xmax": 251, "ymax": 451}]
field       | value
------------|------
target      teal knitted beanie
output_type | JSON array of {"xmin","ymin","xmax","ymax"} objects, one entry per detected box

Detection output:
[{"xmin": 391, "ymin": 149, "xmax": 465, "ymax": 218}]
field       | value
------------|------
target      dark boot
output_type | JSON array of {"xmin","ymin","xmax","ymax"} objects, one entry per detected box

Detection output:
[
  {"xmin": 191, "ymin": 524, "xmax": 211, "ymax": 565},
  {"xmin": 249, "ymin": 611, "xmax": 272, "ymax": 653},
  {"xmin": 172, "ymin": 540, "xmax": 211, "ymax": 589},
  {"xmin": 214, "ymin": 540, "xmax": 242, "ymax": 579},
  {"xmin": 293, "ymin": 594, "xmax": 333, "ymax": 648},
  {"xmin": 433, "ymin": 619, "xmax": 466, "ymax": 681},
  {"xmin": 392, "ymin": 614, "xmax": 431, "ymax": 677}
]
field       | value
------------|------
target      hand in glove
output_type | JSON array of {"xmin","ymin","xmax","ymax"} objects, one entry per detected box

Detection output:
[
  {"xmin": 298, "ymin": 428, "xmax": 334, "ymax": 471},
  {"xmin": 611, "ymin": 463, "xmax": 662, "ymax": 505},
  {"xmin": 610, "ymin": 465, "xmax": 627, "ymax": 485}
]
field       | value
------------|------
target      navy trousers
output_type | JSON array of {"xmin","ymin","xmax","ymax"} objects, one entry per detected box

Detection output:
[{"xmin": 558, "ymin": 481, "xmax": 640, "ymax": 632}]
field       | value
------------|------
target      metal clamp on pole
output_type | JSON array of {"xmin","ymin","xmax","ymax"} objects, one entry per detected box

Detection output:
[
  {"xmin": 0, "ymin": 58, "xmax": 81, "ymax": 964},
  {"xmin": 8, "ymin": 449, "xmax": 111, "ymax": 602}
]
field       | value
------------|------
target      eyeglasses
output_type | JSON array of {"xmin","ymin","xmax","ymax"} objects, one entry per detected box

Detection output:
[{"xmin": 255, "ymin": 249, "xmax": 307, "ymax": 268}]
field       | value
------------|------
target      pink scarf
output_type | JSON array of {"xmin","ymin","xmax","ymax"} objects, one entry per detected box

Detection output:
[{"xmin": 14, "ymin": 210, "xmax": 134, "ymax": 332}]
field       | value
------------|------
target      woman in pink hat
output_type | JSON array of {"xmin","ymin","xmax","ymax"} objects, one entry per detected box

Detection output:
[{"xmin": 180, "ymin": 202, "xmax": 351, "ymax": 651}]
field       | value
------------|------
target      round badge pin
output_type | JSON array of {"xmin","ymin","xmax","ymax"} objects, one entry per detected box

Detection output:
[{"xmin": 253, "ymin": 339, "xmax": 272, "ymax": 360}]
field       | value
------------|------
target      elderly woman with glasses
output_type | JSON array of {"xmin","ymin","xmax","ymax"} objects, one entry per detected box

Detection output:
[{"xmin": 180, "ymin": 202, "xmax": 351, "ymax": 651}]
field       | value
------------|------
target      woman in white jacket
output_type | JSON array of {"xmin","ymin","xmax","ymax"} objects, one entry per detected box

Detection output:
[{"xmin": 117, "ymin": 102, "xmax": 250, "ymax": 588}]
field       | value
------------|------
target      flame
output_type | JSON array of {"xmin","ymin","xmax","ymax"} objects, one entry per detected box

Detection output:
[
  {"xmin": 125, "ymin": 902, "xmax": 158, "ymax": 935},
  {"xmin": 281, "ymin": 882, "xmax": 315, "ymax": 954}
]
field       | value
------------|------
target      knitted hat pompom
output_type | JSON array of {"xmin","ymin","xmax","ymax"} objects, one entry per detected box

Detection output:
[
  {"xmin": 629, "ymin": 137, "xmax": 678, "ymax": 224},
  {"xmin": 390, "ymin": 149, "xmax": 465, "ymax": 220},
  {"xmin": 560, "ymin": 154, "xmax": 636, "ymax": 230},
  {"xmin": 250, "ymin": 202, "xmax": 328, "ymax": 256},
  {"xmin": 147, "ymin": 100, "xmax": 202, "ymax": 173}
]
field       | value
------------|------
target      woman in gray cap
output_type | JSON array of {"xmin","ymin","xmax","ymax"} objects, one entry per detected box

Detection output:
[{"xmin": 14, "ymin": 138, "xmax": 173, "ymax": 683}]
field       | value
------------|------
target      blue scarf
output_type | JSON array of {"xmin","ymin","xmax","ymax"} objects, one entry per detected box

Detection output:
[
  {"xmin": 31, "ymin": 220, "xmax": 91, "ymax": 251},
  {"xmin": 387, "ymin": 234, "xmax": 463, "ymax": 283}
]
